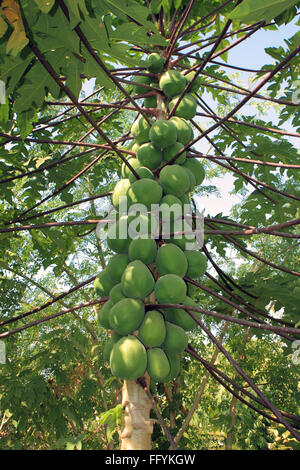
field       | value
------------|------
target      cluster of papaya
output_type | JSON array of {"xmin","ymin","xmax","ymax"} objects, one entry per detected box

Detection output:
[{"xmin": 94, "ymin": 53, "xmax": 207, "ymax": 384}]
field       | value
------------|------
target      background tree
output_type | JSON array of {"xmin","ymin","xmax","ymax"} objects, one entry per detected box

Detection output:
[{"xmin": 0, "ymin": 0, "xmax": 299, "ymax": 450}]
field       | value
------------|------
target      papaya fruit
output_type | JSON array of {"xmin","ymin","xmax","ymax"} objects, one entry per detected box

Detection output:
[
  {"xmin": 164, "ymin": 296, "xmax": 199, "ymax": 331},
  {"xmin": 155, "ymin": 274, "xmax": 187, "ymax": 304},
  {"xmin": 128, "ymin": 166, "xmax": 154, "ymax": 183},
  {"xmin": 106, "ymin": 253, "xmax": 129, "ymax": 282},
  {"xmin": 121, "ymin": 158, "xmax": 141, "ymax": 179},
  {"xmin": 127, "ymin": 178, "xmax": 163, "ymax": 209},
  {"xmin": 111, "ymin": 178, "xmax": 131, "ymax": 210},
  {"xmin": 132, "ymin": 75, "xmax": 152, "ymax": 94},
  {"xmin": 106, "ymin": 215, "xmax": 133, "ymax": 254},
  {"xmin": 169, "ymin": 116, "xmax": 193, "ymax": 146},
  {"xmin": 131, "ymin": 117, "xmax": 152, "ymax": 144},
  {"xmin": 163, "ymin": 352, "xmax": 181, "ymax": 382},
  {"xmin": 146, "ymin": 53, "xmax": 164, "ymax": 73},
  {"xmin": 185, "ymin": 250, "xmax": 207, "ymax": 278},
  {"xmin": 103, "ymin": 332, "xmax": 122, "ymax": 363},
  {"xmin": 163, "ymin": 142, "xmax": 186, "ymax": 165},
  {"xmin": 128, "ymin": 212, "xmax": 159, "ymax": 239},
  {"xmin": 137, "ymin": 142, "xmax": 163, "ymax": 170},
  {"xmin": 121, "ymin": 260, "xmax": 155, "ymax": 299},
  {"xmin": 156, "ymin": 243, "xmax": 188, "ymax": 277},
  {"xmin": 138, "ymin": 310, "xmax": 166, "ymax": 347},
  {"xmin": 131, "ymin": 141, "xmax": 141, "ymax": 153},
  {"xmin": 159, "ymin": 70, "xmax": 187, "ymax": 98},
  {"xmin": 109, "ymin": 297, "xmax": 145, "ymax": 335},
  {"xmin": 109, "ymin": 283, "xmax": 126, "ymax": 304},
  {"xmin": 159, "ymin": 164, "xmax": 190, "ymax": 196},
  {"xmin": 94, "ymin": 270, "xmax": 118, "ymax": 297},
  {"xmin": 149, "ymin": 119, "xmax": 177, "ymax": 149},
  {"xmin": 169, "ymin": 94, "xmax": 197, "ymax": 120},
  {"xmin": 182, "ymin": 71, "xmax": 201, "ymax": 93},
  {"xmin": 110, "ymin": 335, "xmax": 147, "ymax": 380},
  {"xmin": 147, "ymin": 348, "xmax": 170, "ymax": 382},
  {"xmin": 166, "ymin": 233, "xmax": 197, "ymax": 251},
  {"xmin": 128, "ymin": 238, "xmax": 157, "ymax": 265},
  {"xmin": 97, "ymin": 299, "xmax": 114, "ymax": 329},
  {"xmin": 183, "ymin": 165, "xmax": 196, "ymax": 192},
  {"xmin": 182, "ymin": 158, "xmax": 205, "ymax": 186},
  {"xmin": 162, "ymin": 321, "xmax": 188, "ymax": 353}
]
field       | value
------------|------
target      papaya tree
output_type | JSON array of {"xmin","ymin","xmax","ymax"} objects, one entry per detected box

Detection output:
[{"xmin": 0, "ymin": 0, "xmax": 300, "ymax": 451}]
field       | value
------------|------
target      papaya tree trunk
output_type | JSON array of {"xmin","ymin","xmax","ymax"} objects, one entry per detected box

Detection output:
[{"xmin": 120, "ymin": 379, "xmax": 153, "ymax": 450}]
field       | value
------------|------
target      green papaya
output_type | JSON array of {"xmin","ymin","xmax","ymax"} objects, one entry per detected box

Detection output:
[
  {"xmin": 169, "ymin": 94, "xmax": 197, "ymax": 120},
  {"xmin": 149, "ymin": 119, "xmax": 177, "ymax": 149},
  {"xmin": 139, "ymin": 310, "xmax": 166, "ymax": 347},
  {"xmin": 185, "ymin": 250, "xmax": 207, "ymax": 278},
  {"xmin": 163, "ymin": 142, "xmax": 186, "ymax": 165},
  {"xmin": 163, "ymin": 352, "xmax": 181, "ymax": 382},
  {"xmin": 147, "ymin": 348, "xmax": 170, "ymax": 382},
  {"xmin": 97, "ymin": 299, "xmax": 114, "ymax": 329},
  {"xmin": 109, "ymin": 283, "xmax": 127, "ymax": 304},
  {"xmin": 155, "ymin": 274, "xmax": 187, "ymax": 304},
  {"xmin": 106, "ymin": 253, "xmax": 129, "ymax": 282},
  {"xmin": 109, "ymin": 297, "xmax": 145, "ymax": 335},
  {"xmin": 128, "ymin": 238, "xmax": 157, "ymax": 265},
  {"xmin": 128, "ymin": 166, "xmax": 155, "ymax": 183},
  {"xmin": 182, "ymin": 159, "xmax": 205, "ymax": 186},
  {"xmin": 121, "ymin": 260, "xmax": 155, "ymax": 299},
  {"xmin": 131, "ymin": 117, "xmax": 152, "ymax": 144},
  {"xmin": 94, "ymin": 270, "xmax": 118, "ymax": 297},
  {"xmin": 110, "ymin": 335, "xmax": 147, "ymax": 380},
  {"xmin": 111, "ymin": 178, "xmax": 131, "ymax": 210},
  {"xmin": 103, "ymin": 332, "xmax": 122, "ymax": 363},
  {"xmin": 137, "ymin": 142, "xmax": 163, "ymax": 170},
  {"xmin": 159, "ymin": 70, "xmax": 187, "ymax": 98},
  {"xmin": 156, "ymin": 243, "xmax": 188, "ymax": 277},
  {"xmin": 169, "ymin": 116, "xmax": 193, "ymax": 146},
  {"xmin": 159, "ymin": 164, "xmax": 190, "ymax": 196},
  {"xmin": 162, "ymin": 321, "xmax": 188, "ymax": 353},
  {"xmin": 127, "ymin": 178, "xmax": 163, "ymax": 209},
  {"xmin": 146, "ymin": 53, "xmax": 164, "ymax": 73}
]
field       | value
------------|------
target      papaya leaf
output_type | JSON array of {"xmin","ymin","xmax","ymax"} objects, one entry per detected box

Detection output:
[{"xmin": 228, "ymin": 0, "xmax": 299, "ymax": 23}]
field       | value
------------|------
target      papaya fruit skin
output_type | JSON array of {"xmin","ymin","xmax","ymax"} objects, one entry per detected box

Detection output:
[
  {"xmin": 184, "ymin": 250, "xmax": 207, "ymax": 279},
  {"xmin": 106, "ymin": 253, "xmax": 129, "ymax": 282},
  {"xmin": 159, "ymin": 70, "xmax": 187, "ymax": 98},
  {"xmin": 169, "ymin": 116, "xmax": 194, "ymax": 146},
  {"xmin": 111, "ymin": 178, "xmax": 130, "ymax": 208},
  {"xmin": 164, "ymin": 296, "xmax": 198, "ymax": 331},
  {"xmin": 128, "ymin": 166, "xmax": 154, "ymax": 183},
  {"xmin": 94, "ymin": 270, "xmax": 118, "ymax": 297},
  {"xmin": 146, "ymin": 53, "xmax": 164, "ymax": 73},
  {"xmin": 137, "ymin": 142, "xmax": 163, "ymax": 170},
  {"xmin": 144, "ymin": 95, "xmax": 157, "ymax": 108},
  {"xmin": 169, "ymin": 94, "xmax": 197, "ymax": 120},
  {"xmin": 121, "ymin": 158, "xmax": 141, "ymax": 179},
  {"xmin": 138, "ymin": 310, "xmax": 166, "ymax": 347},
  {"xmin": 132, "ymin": 75, "xmax": 152, "ymax": 94},
  {"xmin": 149, "ymin": 119, "xmax": 177, "ymax": 149},
  {"xmin": 162, "ymin": 321, "xmax": 188, "ymax": 353},
  {"xmin": 182, "ymin": 159, "xmax": 205, "ymax": 186},
  {"xmin": 121, "ymin": 260, "xmax": 155, "ymax": 300},
  {"xmin": 154, "ymin": 274, "xmax": 187, "ymax": 304},
  {"xmin": 163, "ymin": 352, "xmax": 181, "ymax": 382},
  {"xmin": 103, "ymin": 332, "xmax": 123, "ymax": 363},
  {"xmin": 110, "ymin": 335, "xmax": 147, "ymax": 380},
  {"xmin": 128, "ymin": 238, "xmax": 157, "ymax": 265},
  {"xmin": 183, "ymin": 71, "xmax": 201, "ymax": 93},
  {"xmin": 159, "ymin": 164, "xmax": 190, "ymax": 196},
  {"xmin": 109, "ymin": 297, "xmax": 145, "ymax": 335},
  {"xmin": 109, "ymin": 283, "xmax": 127, "ymax": 304},
  {"xmin": 156, "ymin": 243, "xmax": 188, "ymax": 277},
  {"xmin": 106, "ymin": 216, "xmax": 133, "ymax": 254},
  {"xmin": 147, "ymin": 348, "xmax": 170, "ymax": 382},
  {"xmin": 163, "ymin": 142, "xmax": 186, "ymax": 165},
  {"xmin": 131, "ymin": 117, "xmax": 152, "ymax": 144},
  {"xmin": 97, "ymin": 299, "xmax": 114, "ymax": 329},
  {"xmin": 127, "ymin": 178, "xmax": 163, "ymax": 209}
]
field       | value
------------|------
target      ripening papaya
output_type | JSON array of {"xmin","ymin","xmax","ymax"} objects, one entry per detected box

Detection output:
[
  {"xmin": 110, "ymin": 335, "xmax": 147, "ymax": 380},
  {"xmin": 109, "ymin": 297, "xmax": 145, "ymax": 335}
]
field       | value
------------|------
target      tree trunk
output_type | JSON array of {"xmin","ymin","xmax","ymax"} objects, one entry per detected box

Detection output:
[{"xmin": 120, "ymin": 379, "xmax": 153, "ymax": 450}]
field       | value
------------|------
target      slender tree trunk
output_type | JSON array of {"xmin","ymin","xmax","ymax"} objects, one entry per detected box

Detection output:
[
  {"xmin": 120, "ymin": 379, "xmax": 153, "ymax": 450},
  {"xmin": 225, "ymin": 394, "xmax": 238, "ymax": 450}
]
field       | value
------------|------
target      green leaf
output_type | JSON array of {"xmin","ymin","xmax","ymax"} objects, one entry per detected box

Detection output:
[
  {"xmin": 228, "ymin": 0, "xmax": 299, "ymax": 23},
  {"xmin": 150, "ymin": 0, "xmax": 162, "ymax": 14}
]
